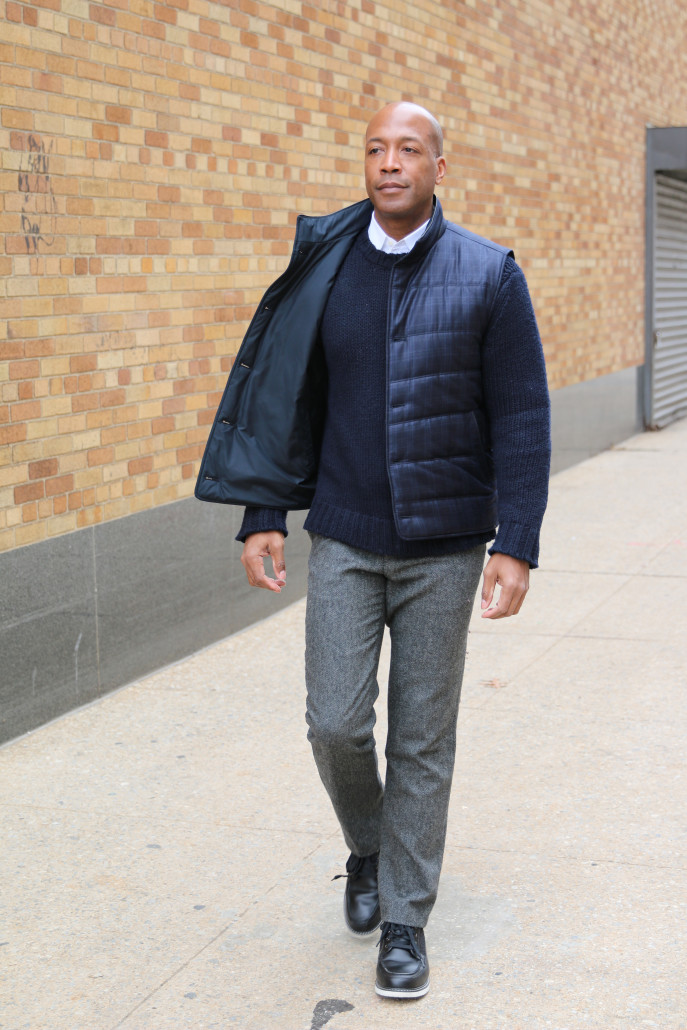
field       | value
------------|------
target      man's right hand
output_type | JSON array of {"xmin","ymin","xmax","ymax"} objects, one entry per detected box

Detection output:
[{"xmin": 240, "ymin": 531, "xmax": 287, "ymax": 592}]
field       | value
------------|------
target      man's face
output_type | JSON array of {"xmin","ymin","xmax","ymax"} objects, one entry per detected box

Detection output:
[{"xmin": 364, "ymin": 104, "xmax": 446, "ymax": 238}]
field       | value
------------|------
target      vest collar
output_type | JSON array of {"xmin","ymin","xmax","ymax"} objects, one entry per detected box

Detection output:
[
  {"xmin": 392, "ymin": 197, "xmax": 446, "ymax": 265},
  {"xmin": 293, "ymin": 196, "xmax": 446, "ymax": 256}
]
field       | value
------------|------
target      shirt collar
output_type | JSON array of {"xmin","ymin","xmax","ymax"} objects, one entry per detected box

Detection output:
[{"xmin": 367, "ymin": 213, "xmax": 430, "ymax": 255}]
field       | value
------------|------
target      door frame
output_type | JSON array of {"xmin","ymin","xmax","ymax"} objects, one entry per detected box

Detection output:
[{"xmin": 644, "ymin": 127, "xmax": 687, "ymax": 427}]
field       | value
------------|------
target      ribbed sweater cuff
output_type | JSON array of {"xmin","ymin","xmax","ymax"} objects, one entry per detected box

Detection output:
[
  {"xmin": 236, "ymin": 506, "xmax": 288, "ymax": 543},
  {"xmin": 488, "ymin": 520, "xmax": 540, "ymax": 569}
]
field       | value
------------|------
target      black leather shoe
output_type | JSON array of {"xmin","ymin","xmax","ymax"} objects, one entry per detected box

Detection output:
[
  {"xmin": 375, "ymin": 922, "xmax": 430, "ymax": 998},
  {"xmin": 332, "ymin": 852, "xmax": 381, "ymax": 937}
]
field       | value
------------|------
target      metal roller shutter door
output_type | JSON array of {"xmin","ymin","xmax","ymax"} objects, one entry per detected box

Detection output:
[{"xmin": 652, "ymin": 174, "xmax": 687, "ymax": 428}]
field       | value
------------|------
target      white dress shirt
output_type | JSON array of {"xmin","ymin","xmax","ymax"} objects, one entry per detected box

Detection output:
[{"xmin": 367, "ymin": 213, "xmax": 430, "ymax": 255}]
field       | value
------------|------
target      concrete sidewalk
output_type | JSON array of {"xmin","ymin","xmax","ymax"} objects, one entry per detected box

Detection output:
[{"xmin": 2, "ymin": 419, "xmax": 686, "ymax": 1030}]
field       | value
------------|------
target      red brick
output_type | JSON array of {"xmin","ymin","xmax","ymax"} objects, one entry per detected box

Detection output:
[
  {"xmin": 162, "ymin": 397, "xmax": 185, "ymax": 415},
  {"xmin": 32, "ymin": 72, "xmax": 62, "ymax": 93},
  {"xmin": 93, "ymin": 123, "xmax": 118, "ymax": 142},
  {"xmin": 0, "ymin": 424, "xmax": 27, "ymax": 445},
  {"xmin": 145, "ymin": 130, "xmax": 168, "ymax": 148},
  {"xmin": 87, "ymin": 447, "xmax": 114, "ymax": 466},
  {"xmin": 70, "ymin": 355, "xmax": 98, "ymax": 373},
  {"xmin": 176, "ymin": 444, "xmax": 202, "ymax": 463},
  {"xmin": 15, "ymin": 481, "xmax": 45, "ymax": 504},
  {"xmin": 72, "ymin": 394, "xmax": 99, "ymax": 412},
  {"xmin": 10, "ymin": 360, "xmax": 40, "ymax": 380},
  {"xmin": 155, "ymin": 4, "xmax": 177, "ymax": 24},
  {"xmin": 128, "ymin": 456, "xmax": 153, "ymax": 474},
  {"xmin": 142, "ymin": 19, "xmax": 165, "ymax": 39},
  {"xmin": 11, "ymin": 400, "xmax": 41, "ymax": 421},
  {"xmin": 90, "ymin": 4, "xmax": 115, "ymax": 25},
  {"xmin": 106, "ymin": 105, "xmax": 131, "ymax": 124},
  {"xmin": 28, "ymin": 459, "xmax": 58, "ymax": 479},
  {"xmin": 151, "ymin": 416, "xmax": 174, "ymax": 434},
  {"xmin": 45, "ymin": 474, "xmax": 74, "ymax": 497},
  {"xmin": 100, "ymin": 389, "xmax": 126, "ymax": 408}
]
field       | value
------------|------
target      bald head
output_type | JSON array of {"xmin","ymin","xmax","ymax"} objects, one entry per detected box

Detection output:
[
  {"xmin": 364, "ymin": 100, "xmax": 447, "ymax": 240},
  {"xmin": 366, "ymin": 102, "xmax": 443, "ymax": 158}
]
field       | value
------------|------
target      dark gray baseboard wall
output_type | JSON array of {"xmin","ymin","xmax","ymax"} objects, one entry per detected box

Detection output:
[
  {"xmin": 550, "ymin": 365, "xmax": 643, "ymax": 473},
  {"xmin": 0, "ymin": 502, "xmax": 310, "ymax": 744},
  {"xmin": 1, "ymin": 363, "xmax": 644, "ymax": 744}
]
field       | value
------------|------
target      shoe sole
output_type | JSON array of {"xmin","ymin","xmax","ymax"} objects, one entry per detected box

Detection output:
[
  {"xmin": 375, "ymin": 977, "xmax": 430, "ymax": 999},
  {"xmin": 343, "ymin": 896, "xmax": 381, "ymax": 937}
]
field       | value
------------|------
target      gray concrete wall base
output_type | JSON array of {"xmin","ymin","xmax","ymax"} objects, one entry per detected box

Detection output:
[
  {"xmin": 550, "ymin": 365, "xmax": 643, "ymax": 474},
  {"xmin": 0, "ymin": 502, "xmax": 309, "ymax": 744}
]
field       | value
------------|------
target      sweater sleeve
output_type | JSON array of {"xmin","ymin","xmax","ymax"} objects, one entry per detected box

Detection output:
[
  {"xmin": 235, "ymin": 506, "xmax": 288, "ymax": 543},
  {"xmin": 482, "ymin": 256, "xmax": 551, "ymax": 568}
]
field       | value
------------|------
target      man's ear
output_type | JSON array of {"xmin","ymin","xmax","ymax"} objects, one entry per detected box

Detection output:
[{"xmin": 435, "ymin": 156, "xmax": 446, "ymax": 187}]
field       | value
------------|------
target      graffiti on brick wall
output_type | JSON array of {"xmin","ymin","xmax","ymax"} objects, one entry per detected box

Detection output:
[{"xmin": 18, "ymin": 135, "xmax": 56, "ymax": 253}]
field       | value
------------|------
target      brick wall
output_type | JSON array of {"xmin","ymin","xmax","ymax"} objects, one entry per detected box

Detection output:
[{"xmin": 2, "ymin": 0, "xmax": 687, "ymax": 553}]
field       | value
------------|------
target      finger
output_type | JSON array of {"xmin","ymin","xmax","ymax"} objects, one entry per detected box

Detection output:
[
  {"xmin": 241, "ymin": 552, "xmax": 263, "ymax": 587},
  {"xmin": 482, "ymin": 595, "xmax": 509, "ymax": 619},
  {"xmin": 498, "ymin": 583, "xmax": 518, "ymax": 617},
  {"xmin": 480, "ymin": 567, "xmax": 496, "ymax": 610},
  {"xmin": 270, "ymin": 539, "xmax": 286, "ymax": 583},
  {"xmin": 512, "ymin": 588, "xmax": 528, "ymax": 615},
  {"xmin": 244, "ymin": 554, "xmax": 284, "ymax": 592},
  {"xmin": 495, "ymin": 583, "xmax": 527, "ymax": 618},
  {"xmin": 481, "ymin": 580, "xmax": 514, "ymax": 619}
]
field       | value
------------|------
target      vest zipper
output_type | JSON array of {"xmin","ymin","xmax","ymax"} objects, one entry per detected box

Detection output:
[{"xmin": 384, "ymin": 267, "xmax": 401, "ymax": 537}]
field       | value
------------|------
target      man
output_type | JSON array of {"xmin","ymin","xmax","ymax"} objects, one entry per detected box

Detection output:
[{"xmin": 196, "ymin": 102, "xmax": 550, "ymax": 999}]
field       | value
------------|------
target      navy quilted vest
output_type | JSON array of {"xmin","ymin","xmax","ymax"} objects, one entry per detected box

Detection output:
[
  {"xmin": 195, "ymin": 198, "xmax": 512, "ymax": 541},
  {"xmin": 386, "ymin": 217, "xmax": 511, "ymax": 538}
]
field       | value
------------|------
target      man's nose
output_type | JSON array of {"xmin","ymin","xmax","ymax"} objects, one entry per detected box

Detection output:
[{"xmin": 380, "ymin": 149, "xmax": 400, "ymax": 172}]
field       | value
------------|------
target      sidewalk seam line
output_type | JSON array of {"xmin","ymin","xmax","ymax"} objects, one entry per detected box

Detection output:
[{"xmin": 108, "ymin": 839, "xmax": 328, "ymax": 1029}]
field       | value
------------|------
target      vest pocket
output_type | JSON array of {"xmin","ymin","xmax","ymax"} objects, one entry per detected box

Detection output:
[{"xmin": 388, "ymin": 410, "xmax": 485, "ymax": 463}]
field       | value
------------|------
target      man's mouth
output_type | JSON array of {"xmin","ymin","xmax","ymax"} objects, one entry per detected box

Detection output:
[{"xmin": 378, "ymin": 182, "xmax": 406, "ymax": 191}]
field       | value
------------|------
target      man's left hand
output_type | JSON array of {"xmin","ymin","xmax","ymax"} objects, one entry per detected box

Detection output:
[{"xmin": 480, "ymin": 553, "xmax": 530, "ymax": 619}]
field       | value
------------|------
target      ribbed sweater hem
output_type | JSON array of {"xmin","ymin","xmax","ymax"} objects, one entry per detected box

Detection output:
[
  {"xmin": 488, "ymin": 520, "xmax": 541, "ymax": 569},
  {"xmin": 236, "ymin": 505, "xmax": 288, "ymax": 542},
  {"xmin": 303, "ymin": 499, "xmax": 492, "ymax": 558}
]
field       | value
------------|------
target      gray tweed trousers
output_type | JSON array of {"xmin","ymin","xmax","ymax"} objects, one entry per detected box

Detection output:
[{"xmin": 304, "ymin": 533, "xmax": 485, "ymax": 928}]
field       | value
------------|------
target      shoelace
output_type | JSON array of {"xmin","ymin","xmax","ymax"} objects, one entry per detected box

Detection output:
[
  {"xmin": 377, "ymin": 921, "xmax": 422, "ymax": 961},
  {"xmin": 331, "ymin": 853, "xmax": 378, "ymax": 882}
]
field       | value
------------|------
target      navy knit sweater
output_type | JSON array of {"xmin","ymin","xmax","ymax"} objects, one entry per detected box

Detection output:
[{"xmin": 237, "ymin": 229, "xmax": 549, "ymax": 566}]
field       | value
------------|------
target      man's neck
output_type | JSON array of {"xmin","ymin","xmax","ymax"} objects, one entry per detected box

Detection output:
[{"xmin": 371, "ymin": 206, "xmax": 433, "ymax": 241}]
